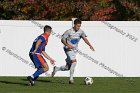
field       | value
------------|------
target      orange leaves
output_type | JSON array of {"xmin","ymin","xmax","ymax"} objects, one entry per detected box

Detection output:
[
  {"xmin": 90, "ymin": 6, "xmax": 117, "ymax": 21},
  {"xmin": 0, "ymin": 0, "xmax": 139, "ymax": 20}
]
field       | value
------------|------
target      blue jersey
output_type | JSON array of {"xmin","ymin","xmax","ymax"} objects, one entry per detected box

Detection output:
[{"xmin": 30, "ymin": 33, "xmax": 49, "ymax": 54}]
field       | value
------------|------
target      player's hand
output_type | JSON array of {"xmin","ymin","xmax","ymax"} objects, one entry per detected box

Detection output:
[
  {"xmin": 67, "ymin": 45, "xmax": 74, "ymax": 49},
  {"xmin": 90, "ymin": 45, "xmax": 95, "ymax": 51},
  {"xmin": 50, "ymin": 59, "xmax": 56, "ymax": 66}
]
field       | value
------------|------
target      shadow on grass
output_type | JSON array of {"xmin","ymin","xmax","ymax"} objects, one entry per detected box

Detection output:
[
  {"xmin": 22, "ymin": 78, "xmax": 67, "ymax": 85},
  {"xmin": 0, "ymin": 80, "xmax": 27, "ymax": 86},
  {"xmin": 22, "ymin": 78, "xmax": 51, "ymax": 83}
]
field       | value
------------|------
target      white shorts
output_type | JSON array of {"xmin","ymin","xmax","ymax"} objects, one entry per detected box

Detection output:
[{"xmin": 64, "ymin": 47, "xmax": 77, "ymax": 64}]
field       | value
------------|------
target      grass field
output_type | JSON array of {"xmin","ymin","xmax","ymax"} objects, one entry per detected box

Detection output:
[{"xmin": 0, "ymin": 77, "xmax": 139, "ymax": 93}]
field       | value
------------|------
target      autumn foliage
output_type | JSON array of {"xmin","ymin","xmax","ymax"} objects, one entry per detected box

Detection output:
[{"xmin": 0, "ymin": 0, "xmax": 139, "ymax": 20}]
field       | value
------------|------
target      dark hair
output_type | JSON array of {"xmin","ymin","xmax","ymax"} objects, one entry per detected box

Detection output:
[
  {"xmin": 74, "ymin": 18, "xmax": 82, "ymax": 24},
  {"xmin": 44, "ymin": 25, "xmax": 52, "ymax": 33}
]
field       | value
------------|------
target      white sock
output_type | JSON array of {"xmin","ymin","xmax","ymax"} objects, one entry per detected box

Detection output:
[
  {"xmin": 31, "ymin": 75, "xmax": 34, "ymax": 79},
  {"xmin": 56, "ymin": 65, "xmax": 68, "ymax": 71},
  {"xmin": 70, "ymin": 63, "xmax": 76, "ymax": 81}
]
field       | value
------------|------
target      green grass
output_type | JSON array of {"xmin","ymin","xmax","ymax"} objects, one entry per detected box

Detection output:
[{"xmin": 0, "ymin": 77, "xmax": 139, "ymax": 93}]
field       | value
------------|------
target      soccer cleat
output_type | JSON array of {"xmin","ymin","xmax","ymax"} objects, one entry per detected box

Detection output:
[
  {"xmin": 69, "ymin": 80, "xmax": 74, "ymax": 84},
  {"xmin": 51, "ymin": 66, "xmax": 56, "ymax": 77},
  {"xmin": 27, "ymin": 76, "xmax": 35, "ymax": 86}
]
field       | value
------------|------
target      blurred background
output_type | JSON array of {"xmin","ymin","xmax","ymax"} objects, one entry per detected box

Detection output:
[{"xmin": 0, "ymin": 0, "xmax": 140, "ymax": 20}]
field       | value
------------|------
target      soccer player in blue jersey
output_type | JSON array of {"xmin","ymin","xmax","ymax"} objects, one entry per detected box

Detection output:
[
  {"xmin": 52, "ymin": 19, "xmax": 95, "ymax": 84},
  {"xmin": 27, "ymin": 25, "xmax": 55, "ymax": 86}
]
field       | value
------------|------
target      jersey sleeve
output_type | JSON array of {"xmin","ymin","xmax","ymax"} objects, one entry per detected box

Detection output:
[
  {"xmin": 38, "ymin": 35, "xmax": 46, "ymax": 42},
  {"xmin": 81, "ymin": 30, "xmax": 87, "ymax": 38},
  {"xmin": 62, "ymin": 30, "xmax": 70, "ymax": 40}
]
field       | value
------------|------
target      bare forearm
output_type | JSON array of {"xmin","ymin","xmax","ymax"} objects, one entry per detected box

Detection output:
[
  {"xmin": 61, "ymin": 39, "xmax": 69, "ymax": 46},
  {"xmin": 83, "ymin": 37, "xmax": 95, "ymax": 51},
  {"xmin": 42, "ymin": 51, "xmax": 55, "ymax": 65},
  {"xmin": 42, "ymin": 51, "xmax": 52, "ymax": 61},
  {"xmin": 84, "ymin": 38, "xmax": 92, "ymax": 46}
]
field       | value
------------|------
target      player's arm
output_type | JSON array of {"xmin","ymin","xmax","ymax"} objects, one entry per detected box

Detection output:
[
  {"xmin": 42, "ymin": 51, "xmax": 55, "ymax": 65},
  {"xmin": 61, "ymin": 30, "xmax": 74, "ymax": 49},
  {"xmin": 82, "ymin": 36, "xmax": 95, "ymax": 51},
  {"xmin": 61, "ymin": 39, "xmax": 74, "ymax": 49},
  {"xmin": 32, "ymin": 39, "xmax": 42, "ymax": 55}
]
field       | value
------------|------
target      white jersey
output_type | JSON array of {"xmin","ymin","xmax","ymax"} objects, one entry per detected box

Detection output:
[{"xmin": 62, "ymin": 28, "xmax": 87, "ymax": 48}]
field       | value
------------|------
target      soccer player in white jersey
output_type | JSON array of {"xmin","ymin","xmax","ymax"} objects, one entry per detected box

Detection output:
[{"xmin": 52, "ymin": 19, "xmax": 95, "ymax": 84}]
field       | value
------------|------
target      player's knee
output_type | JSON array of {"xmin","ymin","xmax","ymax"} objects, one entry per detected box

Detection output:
[{"xmin": 44, "ymin": 67, "xmax": 49, "ymax": 72}]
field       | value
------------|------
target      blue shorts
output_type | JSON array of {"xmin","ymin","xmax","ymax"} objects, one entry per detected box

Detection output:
[{"xmin": 29, "ymin": 53, "xmax": 46, "ymax": 68}]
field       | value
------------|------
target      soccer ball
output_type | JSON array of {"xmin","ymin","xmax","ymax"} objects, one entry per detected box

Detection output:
[{"xmin": 84, "ymin": 77, "xmax": 93, "ymax": 85}]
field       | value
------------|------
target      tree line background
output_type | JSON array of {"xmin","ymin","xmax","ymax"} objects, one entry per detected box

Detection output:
[{"xmin": 0, "ymin": 0, "xmax": 140, "ymax": 20}]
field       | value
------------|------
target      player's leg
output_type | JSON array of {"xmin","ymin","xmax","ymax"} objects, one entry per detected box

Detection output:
[
  {"xmin": 52, "ymin": 49, "xmax": 77, "ymax": 84},
  {"xmin": 51, "ymin": 60, "xmax": 70, "ymax": 77},
  {"xmin": 51, "ymin": 48, "xmax": 71, "ymax": 77},
  {"xmin": 53, "ymin": 58, "xmax": 71, "ymax": 71},
  {"xmin": 68, "ymin": 50, "xmax": 77, "ymax": 84},
  {"xmin": 27, "ymin": 54, "xmax": 48, "ymax": 86},
  {"xmin": 27, "ymin": 66, "xmax": 44, "ymax": 86},
  {"xmin": 27, "ymin": 53, "xmax": 36, "ymax": 86},
  {"xmin": 69, "ymin": 60, "xmax": 76, "ymax": 84},
  {"xmin": 29, "ymin": 63, "xmax": 48, "ymax": 85},
  {"xmin": 64, "ymin": 50, "xmax": 77, "ymax": 84},
  {"xmin": 32, "ymin": 54, "xmax": 49, "ymax": 78}
]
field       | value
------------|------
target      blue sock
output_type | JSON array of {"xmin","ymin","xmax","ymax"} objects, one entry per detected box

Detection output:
[{"xmin": 33, "ymin": 68, "xmax": 44, "ymax": 79}]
